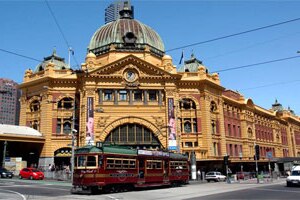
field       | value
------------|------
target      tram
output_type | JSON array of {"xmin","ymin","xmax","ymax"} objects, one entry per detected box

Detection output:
[{"xmin": 71, "ymin": 142, "xmax": 189, "ymax": 194}]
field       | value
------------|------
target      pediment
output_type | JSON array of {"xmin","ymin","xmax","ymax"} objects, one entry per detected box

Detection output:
[{"xmin": 87, "ymin": 55, "xmax": 179, "ymax": 80}]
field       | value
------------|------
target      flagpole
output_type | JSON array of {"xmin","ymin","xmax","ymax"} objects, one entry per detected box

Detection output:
[{"xmin": 68, "ymin": 47, "xmax": 72, "ymax": 67}]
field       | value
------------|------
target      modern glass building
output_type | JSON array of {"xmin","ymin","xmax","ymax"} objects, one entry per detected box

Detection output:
[{"xmin": 105, "ymin": 0, "xmax": 134, "ymax": 24}]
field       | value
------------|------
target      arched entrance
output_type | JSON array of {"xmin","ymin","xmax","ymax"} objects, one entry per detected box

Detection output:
[
  {"xmin": 104, "ymin": 123, "xmax": 162, "ymax": 149},
  {"xmin": 54, "ymin": 147, "xmax": 71, "ymax": 170}
]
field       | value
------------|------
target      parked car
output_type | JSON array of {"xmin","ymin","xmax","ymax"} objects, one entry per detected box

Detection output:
[
  {"xmin": 286, "ymin": 166, "xmax": 300, "ymax": 187},
  {"xmin": 0, "ymin": 168, "xmax": 14, "ymax": 178},
  {"xmin": 205, "ymin": 171, "xmax": 226, "ymax": 182},
  {"xmin": 19, "ymin": 168, "xmax": 44, "ymax": 180}
]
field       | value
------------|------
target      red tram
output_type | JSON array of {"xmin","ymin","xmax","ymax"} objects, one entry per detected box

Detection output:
[{"xmin": 71, "ymin": 142, "xmax": 189, "ymax": 194}]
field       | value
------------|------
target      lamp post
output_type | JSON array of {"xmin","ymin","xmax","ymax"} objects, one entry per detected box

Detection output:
[
  {"xmin": 71, "ymin": 95, "xmax": 77, "ymax": 183},
  {"xmin": 239, "ymin": 152, "xmax": 243, "ymax": 180}
]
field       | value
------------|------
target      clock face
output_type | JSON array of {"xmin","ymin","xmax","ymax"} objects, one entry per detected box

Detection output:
[{"xmin": 126, "ymin": 71, "xmax": 136, "ymax": 81}]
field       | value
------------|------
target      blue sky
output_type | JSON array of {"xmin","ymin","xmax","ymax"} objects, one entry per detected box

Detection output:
[{"xmin": 1, "ymin": 0, "xmax": 300, "ymax": 114}]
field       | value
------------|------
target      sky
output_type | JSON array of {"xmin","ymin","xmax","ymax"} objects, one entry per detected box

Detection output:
[{"xmin": 1, "ymin": 0, "xmax": 300, "ymax": 114}]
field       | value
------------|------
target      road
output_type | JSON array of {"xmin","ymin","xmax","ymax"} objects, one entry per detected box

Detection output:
[
  {"xmin": 188, "ymin": 184, "xmax": 300, "ymax": 200},
  {"xmin": 0, "ymin": 178, "xmax": 296, "ymax": 200}
]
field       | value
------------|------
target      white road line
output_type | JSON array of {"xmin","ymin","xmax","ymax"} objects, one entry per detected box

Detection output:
[
  {"xmin": 0, "ymin": 184, "xmax": 70, "ymax": 191},
  {"xmin": 0, "ymin": 188, "xmax": 27, "ymax": 200},
  {"xmin": 105, "ymin": 195, "xmax": 120, "ymax": 200},
  {"xmin": 252, "ymin": 187, "xmax": 300, "ymax": 193}
]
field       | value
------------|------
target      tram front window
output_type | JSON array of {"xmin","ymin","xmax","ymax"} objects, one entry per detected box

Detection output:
[{"xmin": 75, "ymin": 155, "xmax": 97, "ymax": 169}]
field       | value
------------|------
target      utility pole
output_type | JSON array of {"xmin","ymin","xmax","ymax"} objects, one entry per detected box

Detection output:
[{"xmin": 2, "ymin": 141, "xmax": 7, "ymax": 168}]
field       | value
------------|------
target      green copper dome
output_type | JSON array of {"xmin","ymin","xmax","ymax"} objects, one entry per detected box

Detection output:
[
  {"xmin": 88, "ymin": 8, "xmax": 165, "ymax": 57},
  {"xmin": 34, "ymin": 49, "xmax": 70, "ymax": 73}
]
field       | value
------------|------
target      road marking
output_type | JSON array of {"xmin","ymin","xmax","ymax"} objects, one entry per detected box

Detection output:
[
  {"xmin": 105, "ymin": 195, "xmax": 120, "ymax": 200},
  {"xmin": 252, "ymin": 187, "xmax": 300, "ymax": 193},
  {"xmin": 0, "ymin": 188, "xmax": 27, "ymax": 200},
  {"xmin": 0, "ymin": 184, "xmax": 70, "ymax": 191}
]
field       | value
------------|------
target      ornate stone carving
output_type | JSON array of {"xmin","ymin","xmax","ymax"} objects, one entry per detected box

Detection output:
[
  {"xmin": 152, "ymin": 116, "xmax": 164, "ymax": 129},
  {"xmin": 97, "ymin": 116, "xmax": 110, "ymax": 128}
]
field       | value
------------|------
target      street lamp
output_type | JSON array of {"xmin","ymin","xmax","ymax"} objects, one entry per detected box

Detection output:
[{"xmin": 239, "ymin": 152, "xmax": 243, "ymax": 179}]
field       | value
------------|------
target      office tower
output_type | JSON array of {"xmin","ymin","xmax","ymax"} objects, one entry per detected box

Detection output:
[
  {"xmin": 105, "ymin": 0, "xmax": 134, "ymax": 24},
  {"xmin": 0, "ymin": 78, "xmax": 20, "ymax": 125}
]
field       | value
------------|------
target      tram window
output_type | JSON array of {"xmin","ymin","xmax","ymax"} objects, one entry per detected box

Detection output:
[
  {"xmin": 78, "ymin": 156, "xmax": 86, "ymax": 167},
  {"xmin": 170, "ymin": 161, "xmax": 187, "ymax": 169},
  {"xmin": 115, "ymin": 160, "xmax": 122, "ymax": 168},
  {"xmin": 106, "ymin": 158, "xmax": 136, "ymax": 169},
  {"xmin": 146, "ymin": 160, "xmax": 162, "ymax": 169},
  {"xmin": 87, "ymin": 156, "xmax": 97, "ymax": 167}
]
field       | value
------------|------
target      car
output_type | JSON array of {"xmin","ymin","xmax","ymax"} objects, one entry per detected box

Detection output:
[
  {"xmin": 205, "ymin": 171, "xmax": 226, "ymax": 182},
  {"xmin": 19, "ymin": 168, "xmax": 44, "ymax": 180},
  {"xmin": 0, "ymin": 168, "xmax": 14, "ymax": 178},
  {"xmin": 286, "ymin": 166, "xmax": 300, "ymax": 187}
]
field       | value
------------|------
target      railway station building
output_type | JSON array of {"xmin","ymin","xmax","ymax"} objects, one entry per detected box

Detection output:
[{"xmin": 14, "ymin": 5, "xmax": 300, "ymax": 174}]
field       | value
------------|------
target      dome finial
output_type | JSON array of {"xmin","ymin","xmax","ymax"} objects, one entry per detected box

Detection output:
[{"xmin": 119, "ymin": 1, "xmax": 133, "ymax": 19}]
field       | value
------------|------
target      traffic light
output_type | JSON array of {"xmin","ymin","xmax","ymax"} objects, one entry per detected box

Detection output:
[
  {"xmin": 223, "ymin": 155, "xmax": 230, "ymax": 165},
  {"xmin": 255, "ymin": 145, "xmax": 260, "ymax": 160}
]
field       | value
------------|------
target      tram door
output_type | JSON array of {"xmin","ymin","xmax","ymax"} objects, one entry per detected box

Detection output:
[
  {"xmin": 138, "ymin": 158, "xmax": 145, "ymax": 181},
  {"xmin": 164, "ymin": 160, "xmax": 169, "ymax": 180}
]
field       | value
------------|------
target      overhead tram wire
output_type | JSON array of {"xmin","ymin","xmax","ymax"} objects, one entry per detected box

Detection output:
[
  {"xmin": 238, "ymin": 79, "xmax": 300, "ymax": 91},
  {"xmin": 0, "ymin": 48, "xmax": 42, "ymax": 63},
  {"xmin": 45, "ymin": 0, "xmax": 80, "ymax": 68},
  {"xmin": 212, "ymin": 55, "xmax": 300, "ymax": 73},
  {"xmin": 166, "ymin": 17, "xmax": 300, "ymax": 53}
]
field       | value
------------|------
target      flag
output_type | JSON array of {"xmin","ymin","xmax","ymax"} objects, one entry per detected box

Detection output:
[
  {"xmin": 69, "ymin": 47, "xmax": 74, "ymax": 55},
  {"xmin": 179, "ymin": 50, "xmax": 184, "ymax": 65}
]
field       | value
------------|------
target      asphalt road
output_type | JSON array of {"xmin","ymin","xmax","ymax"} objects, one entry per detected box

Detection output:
[
  {"xmin": 187, "ymin": 184, "xmax": 300, "ymax": 200},
  {"xmin": 0, "ymin": 177, "xmax": 293, "ymax": 200}
]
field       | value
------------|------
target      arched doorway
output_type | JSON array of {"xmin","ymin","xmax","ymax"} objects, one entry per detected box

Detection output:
[
  {"xmin": 54, "ymin": 147, "xmax": 71, "ymax": 170},
  {"xmin": 104, "ymin": 123, "xmax": 162, "ymax": 149}
]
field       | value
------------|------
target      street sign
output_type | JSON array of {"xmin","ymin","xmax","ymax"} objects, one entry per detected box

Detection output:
[{"xmin": 266, "ymin": 151, "xmax": 273, "ymax": 159}]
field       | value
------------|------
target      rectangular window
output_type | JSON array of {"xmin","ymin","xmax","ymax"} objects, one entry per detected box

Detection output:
[
  {"xmin": 228, "ymin": 124, "xmax": 231, "ymax": 136},
  {"xmin": 56, "ymin": 118, "xmax": 61, "ymax": 134},
  {"xmin": 233, "ymin": 125, "xmax": 236, "ymax": 137},
  {"xmin": 104, "ymin": 90, "xmax": 113, "ymax": 101},
  {"xmin": 148, "ymin": 90, "xmax": 157, "ymax": 101},
  {"xmin": 119, "ymin": 90, "xmax": 127, "ymax": 101},
  {"xmin": 134, "ymin": 90, "xmax": 142, "ymax": 101},
  {"xmin": 185, "ymin": 142, "xmax": 193, "ymax": 147}
]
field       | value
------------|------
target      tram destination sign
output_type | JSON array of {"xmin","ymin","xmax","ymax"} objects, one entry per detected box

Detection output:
[{"xmin": 138, "ymin": 149, "xmax": 169, "ymax": 157}]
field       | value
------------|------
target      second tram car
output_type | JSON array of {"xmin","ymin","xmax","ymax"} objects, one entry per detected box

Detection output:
[{"xmin": 71, "ymin": 142, "xmax": 189, "ymax": 194}]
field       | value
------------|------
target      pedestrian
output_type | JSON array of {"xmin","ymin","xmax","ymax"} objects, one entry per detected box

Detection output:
[{"xmin": 197, "ymin": 169, "xmax": 201, "ymax": 180}]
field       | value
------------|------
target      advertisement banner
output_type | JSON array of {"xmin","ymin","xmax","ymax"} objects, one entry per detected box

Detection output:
[
  {"xmin": 168, "ymin": 98, "xmax": 177, "ymax": 150},
  {"xmin": 86, "ymin": 97, "xmax": 94, "ymax": 145}
]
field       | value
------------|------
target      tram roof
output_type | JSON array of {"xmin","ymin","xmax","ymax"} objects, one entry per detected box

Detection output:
[
  {"xmin": 75, "ymin": 145, "xmax": 137, "ymax": 156},
  {"xmin": 75, "ymin": 145, "xmax": 188, "ymax": 160}
]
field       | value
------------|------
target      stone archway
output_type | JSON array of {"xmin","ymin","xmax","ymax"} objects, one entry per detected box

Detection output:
[{"xmin": 99, "ymin": 116, "xmax": 167, "ymax": 149}]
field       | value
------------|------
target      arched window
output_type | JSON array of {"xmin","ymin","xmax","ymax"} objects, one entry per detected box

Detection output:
[
  {"xmin": 30, "ymin": 100, "xmax": 40, "ymax": 112},
  {"xmin": 63, "ymin": 121, "xmax": 72, "ymax": 134},
  {"xmin": 248, "ymin": 127, "xmax": 253, "ymax": 138},
  {"xmin": 179, "ymin": 98, "xmax": 196, "ymax": 110},
  {"xmin": 58, "ymin": 97, "xmax": 73, "ymax": 109},
  {"xmin": 105, "ymin": 124, "xmax": 161, "ymax": 149},
  {"xmin": 210, "ymin": 101, "xmax": 217, "ymax": 112},
  {"xmin": 179, "ymin": 98, "xmax": 198, "ymax": 134},
  {"xmin": 184, "ymin": 121, "xmax": 192, "ymax": 133}
]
